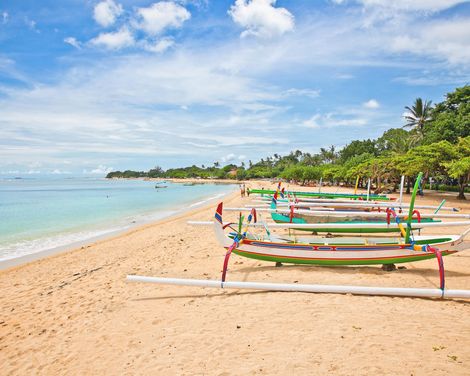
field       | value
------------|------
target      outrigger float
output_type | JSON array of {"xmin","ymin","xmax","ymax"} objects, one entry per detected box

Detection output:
[{"xmin": 128, "ymin": 173, "xmax": 470, "ymax": 299}]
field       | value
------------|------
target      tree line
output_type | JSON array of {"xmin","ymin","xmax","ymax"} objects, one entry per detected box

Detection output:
[{"xmin": 106, "ymin": 85, "xmax": 470, "ymax": 199}]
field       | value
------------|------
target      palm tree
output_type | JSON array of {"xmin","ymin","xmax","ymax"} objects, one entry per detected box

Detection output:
[
  {"xmin": 320, "ymin": 145, "xmax": 337, "ymax": 164},
  {"xmin": 403, "ymin": 98, "xmax": 432, "ymax": 136}
]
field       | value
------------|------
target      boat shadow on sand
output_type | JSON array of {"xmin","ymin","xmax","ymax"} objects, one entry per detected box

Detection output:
[
  {"xmin": 234, "ymin": 263, "xmax": 470, "ymax": 278},
  {"xmin": 131, "ymin": 290, "xmax": 270, "ymax": 302}
]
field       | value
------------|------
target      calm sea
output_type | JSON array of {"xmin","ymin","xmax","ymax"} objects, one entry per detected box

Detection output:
[{"xmin": 0, "ymin": 177, "xmax": 235, "ymax": 263}]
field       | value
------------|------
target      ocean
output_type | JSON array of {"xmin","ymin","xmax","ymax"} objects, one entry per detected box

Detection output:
[{"xmin": 0, "ymin": 177, "xmax": 235, "ymax": 264}]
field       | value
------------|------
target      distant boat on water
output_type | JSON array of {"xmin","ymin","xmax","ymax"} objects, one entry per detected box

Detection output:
[{"xmin": 154, "ymin": 180, "xmax": 168, "ymax": 188}]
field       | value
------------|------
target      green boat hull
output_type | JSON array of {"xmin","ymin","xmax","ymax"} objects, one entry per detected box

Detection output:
[
  {"xmin": 232, "ymin": 249, "xmax": 445, "ymax": 265},
  {"xmin": 248, "ymin": 188, "xmax": 391, "ymax": 201}
]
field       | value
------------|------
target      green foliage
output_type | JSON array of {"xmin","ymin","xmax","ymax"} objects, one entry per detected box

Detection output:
[
  {"xmin": 302, "ymin": 166, "xmax": 323, "ymax": 182},
  {"xmin": 446, "ymin": 156, "xmax": 470, "ymax": 179},
  {"xmin": 339, "ymin": 140, "xmax": 377, "ymax": 162},
  {"xmin": 401, "ymin": 140, "xmax": 457, "ymax": 178},
  {"xmin": 147, "ymin": 166, "xmax": 164, "ymax": 178},
  {"xmin": 424, "ymin": 85, "xmax": 470, "ymax": 144},
  {"xmin": 404, "ymin": 97, "xmax": 432, "ymax": 134},
  {"xmin": 280, "ymin": 165, "xmax": 306, "ymax": 182},
  {"xmin": 376, "ymin": 128, "xmax": 413, "ymax": 154},
  {"xmin": 236, "ymin": 168, "xmax": 247, "ymax": 180},
  {"xmin": 106, "ymin": 170, "xmax": 146, "ymax": 178}
]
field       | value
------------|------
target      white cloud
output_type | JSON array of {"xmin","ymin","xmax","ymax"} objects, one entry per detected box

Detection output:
[
  {"xmin": 302, "ymin": 114, "xmax": 321, "ymax": 128},
  {"xmin": 87, "ymin": 165, "xmax": 114, "ymax": 174},
  {"xmin": 2, "ymin": 11, "xmax": 8, "ymax": 24},
  {"xmin": 134, "ymin": 2, "xmax": 191, "ymax": 36},
  {"xmin": 1, "ymin": 170, "xmax": 20, "ymax": 175},
  {"xmin": 2, "ymin": 2, "xmax": 469, "ymax": 171},
  {"xmin": 64, "ymin": 37, "xmax": 81, "ymax": 49},
  {"xmin": 141, "ymin": 37, "xmax": 175, "ymax": 53},
  {"xmin": 0, "ymin": 46, "xmax": 291, "ymax": 171},
  {"xmin": 363, "ymin": 99, "xmax": 380, "ymax": 108},
  {"xmin": 283, "ymin": 88, "xmax": 320, "ymax": 99},
  {"xmin": 93, "ymin": 0, "xmax": 123, "ymax": 27},
  {"xmin": 390, "ymin": 18, "xmax": 470, "ymax": 64},
  {"xmin": 221, "ymin": 153, "xmax": 236, "ymax": 163},
  {"xmin": 336, "ymin": 73, "xmax": 354, "ymax": 79},
  {"xmin": 303, "ymin": 113, "xmax": 368, "ymax": 128},
  {"xmin": 229, "ymin": 0, "xmax": 295, "ymax": 38},
  {"xmin": 341, "ymin": 1, "xmax": 469, "ymax": 29},
  {"xmin": 222, "ymin": 153, "xmax": 248, "ymax": 163},
  {"xmin": 90, "ymin": 27, "xmax": 134, "ymax": 50},
  {"xmin": 51, "ymin": 169, "xmax": 71, "ymax": 174},
  {"xmin": 25, "ymin": 17, "xmax": 38, "ymax": 32},
  {"xmin": 359, "ymin": 0, "xmax": 465, "ymax": 13}
]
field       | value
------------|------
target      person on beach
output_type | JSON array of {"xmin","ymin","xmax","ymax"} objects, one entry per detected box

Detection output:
[{"xmin": 240, "ymin": 183, "xmax": 246, "ymax": 197}]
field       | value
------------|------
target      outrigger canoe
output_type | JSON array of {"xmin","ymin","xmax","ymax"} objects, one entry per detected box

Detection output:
[
  {"xmin": 214, "ymin": 202, "xmax": 470, "ymax": 266},
  {"xmin": 247, "ymin": 188, "xmax": 392, "ymax": 201}
]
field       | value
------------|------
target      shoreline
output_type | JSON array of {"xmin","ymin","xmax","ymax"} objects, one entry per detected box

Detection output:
[{"xmin": 0, "ymin": 185, "xmax": 238, "ymax": 272}]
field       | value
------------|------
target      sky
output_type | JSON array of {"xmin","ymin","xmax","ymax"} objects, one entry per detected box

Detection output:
[{"xmin": 1, "ymin": 0, "xmax": 470, "ymax": 176}]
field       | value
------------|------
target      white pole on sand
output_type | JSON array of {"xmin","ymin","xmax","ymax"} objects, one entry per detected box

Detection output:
[
  {"xmin": 126, "ymin": 275, "xmax": 470, "ymax": 299},
  {"xmin": 366, "ymin": 178, "xmax": 371, "ymax": 201},
  {"xmin": 399, "ymin": 175, "xmax": 405, "ymax": 207}
]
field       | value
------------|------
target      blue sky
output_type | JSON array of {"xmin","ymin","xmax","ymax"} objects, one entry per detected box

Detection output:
[{"xmin": 1, "ymin": 0, "xmax": 469, "ymax": 176}]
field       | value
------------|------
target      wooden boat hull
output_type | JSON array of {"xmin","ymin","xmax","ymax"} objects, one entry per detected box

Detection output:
[
  {"xmin": 229, "ymin": 238, "xmax": 458, "ymax": 265},
  {"xmin": 231, "ymin": 247, "xmax": 454, "ymax": 265}
]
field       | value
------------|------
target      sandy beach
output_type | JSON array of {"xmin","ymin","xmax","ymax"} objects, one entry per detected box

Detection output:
[{"xmin": 1, "ymin": 181, "xmax": 469, "ymax": 375}]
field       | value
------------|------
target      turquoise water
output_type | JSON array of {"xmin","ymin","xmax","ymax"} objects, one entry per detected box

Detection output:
[{"xmin": 0, "ymin": 178, "xmax": 235, "ymax": 262}]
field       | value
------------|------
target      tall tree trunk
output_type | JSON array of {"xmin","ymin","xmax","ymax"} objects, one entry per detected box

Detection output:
[
  {"xmin": 406, "ymin": 176, "xmax": 411, "ymax": 194},
  {"xmin": 457, "ymin": 176, "xmax": 467, "ymax": 200}
]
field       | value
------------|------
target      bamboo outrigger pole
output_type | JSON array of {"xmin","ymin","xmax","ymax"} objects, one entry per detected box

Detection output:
[
  {"xmin": 126, "ymin": 275, "xmax": 470, "ymax": 299},
  {"xmin": 405, "ymin": 172, "xmax": 423, "ymax": 243},
  {"xmin": 354, "ymin": 176, "xmax": 360, "ymax": 195}
]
